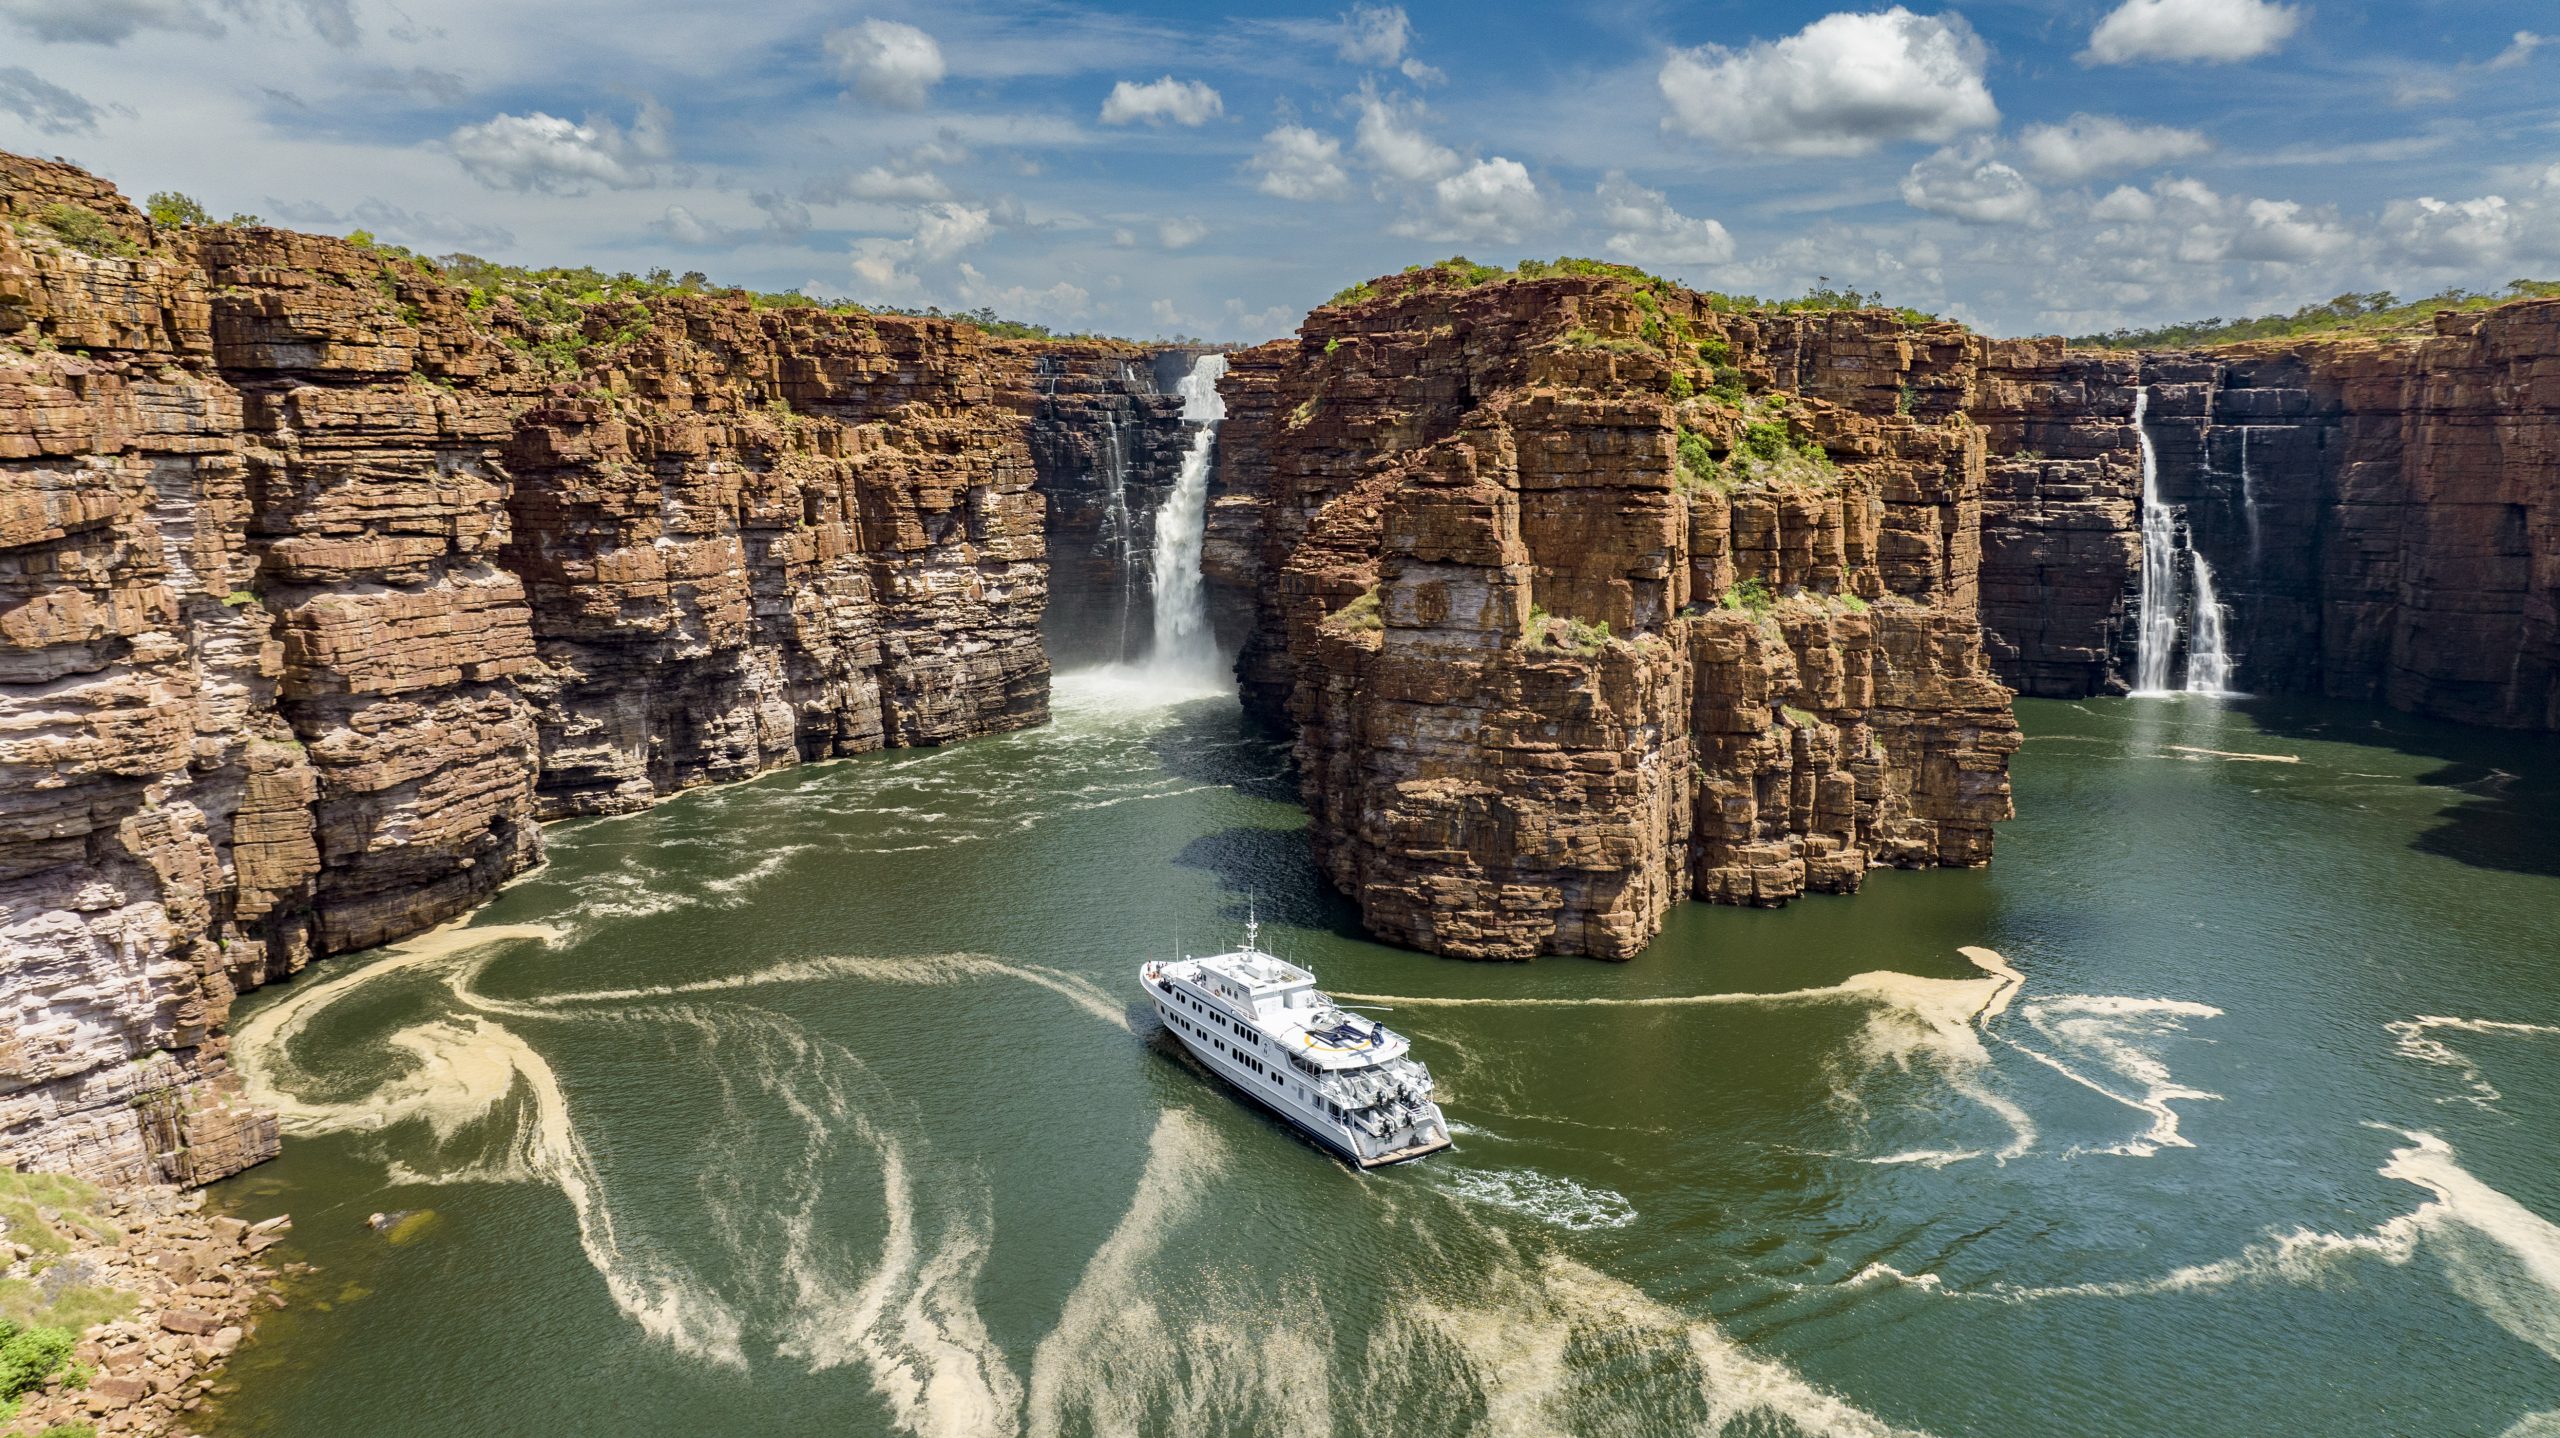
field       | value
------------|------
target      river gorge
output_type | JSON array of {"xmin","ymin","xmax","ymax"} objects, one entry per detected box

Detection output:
[{"xmin": 3, "ymin": 150, "xmax": 2558, "ymax": 1436}]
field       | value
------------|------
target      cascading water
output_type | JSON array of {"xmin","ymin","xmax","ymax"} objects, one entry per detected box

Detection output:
[
  {"xmin": 1098, "ymin": 365, "xmax": 1139, "ymax": 661},
  {"xmin": 2132, "ymin": 388, "xmax": 2183, "ymax": 694},
  {"xmin": 2186, "ymin": 555, "xmax": 2233, "ymax": 694},
  {"xmin": 2132, "ymin": 385, "xmax": 2238, "ymax": 697},
  {"xmin": 1145, "ymin": 353, "xmax": 1227, "ymax": 683},
  {"xmin": 2238, "ymin": 425, "xmax": 2261, "ymax": 564}
]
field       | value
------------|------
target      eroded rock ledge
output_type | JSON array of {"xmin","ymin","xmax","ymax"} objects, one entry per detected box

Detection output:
[
  {"xmin": 1204, "ymin": 266, "xmax": 2022, "ymax": 959},
  {"xmin": 0, "ymin": 153, "xmax": 1167, "ymax": 1187}
]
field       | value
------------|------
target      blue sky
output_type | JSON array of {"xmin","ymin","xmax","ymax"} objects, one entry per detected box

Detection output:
[{"xmin": 1, "ymin": 0, "xmax": 2553, "ymax": 338}]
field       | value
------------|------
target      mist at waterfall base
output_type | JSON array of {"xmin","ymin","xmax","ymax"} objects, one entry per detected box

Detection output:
[{"xmin": 207, "ymin": 664, "xmax": 2560, "ymax": 1435}]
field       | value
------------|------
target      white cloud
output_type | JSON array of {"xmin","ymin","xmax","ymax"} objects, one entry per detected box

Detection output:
[
  {"xmin": 1251, "ymin": 125, "xmax": 1352, "ymax": 201},
  {"xmin": 828, "ymin": 19, "xmax": 945, "ymax": 108},
  {"xmin": 957, "ymin": 264, "xmax": 1091, "ymax": 323},
  {"xmin": 1099, "ymin": 76, "xmax": 1223, "ymax": 126},
  {"xmin": 1659, "ymin": 8, "xmax": 1997, "ymax": 157},
  {"xmin": 1901, "ymin": 140, "xmax": 2043, "ymax": 225},
  {"xmin": 2486, "ymin": 31, "xmax": 2547, "ymax": 71},
  {"xmin": 655, "ymin": 205, "xmax": 726, "ymax": 246},
  {"xmin": 2090, "ymin": 185, "xmax": 2158, "ymax": 223},
  {"xmin": 2227, "ymin": 197, "xmax": 2346, "ymax": 262},
  {"xmin": 2082, "ymin": 0, "xmax": 2302, "ymax": 66},
  {"xmin": 1, "ymin": 0, "xmax": 353, "ymax": 47},
  {"xmin": 810, "ymin": 166, "xmax": 951, "ymax": 203},
  {"xmin": 1158, "ymin": 216, "xmax": 1210, "ymax": 249},
  {"xmin": 910, "ymin": 202, "xmax": 994, "ymax": 261},
  {"xmin": 1353, "ymin": 89, "xmax": 1457, "ymax": 182},
  {"xmin": 1392, "ymin": 156, "xmax": 1546, "ymax": 242},
  {"xmin": 2379, "ymin": 196, "xmax": 2521, "ymax": 269},
  {"xmin": 0, "ymin": 66, "xmax": 111, "ymax": 134},
  {"xmin": 446, "ymin": 102, "xmax": 672, "ymax": 195},
  {"xmin": 266, "ymin": 197, "xmax": 515, "ymax": 252},
  {"xmin": 1595, "ymin": 172, "xmax": 1734, "ymax": 265},
  {"xmin": 848, "ymin": 200, "xmax": 996, "ymax": 299},
  {"xmin": 1337, "ymin": 5, "xmax": 1413, "ymax": 66},
  {"xmin": 2016, "ymin": 114, "xmax": 2213, "ymax": 181},
  {"xmin": 1399, "ymin": 58, "xmax": 1446, "ymax": 86}
]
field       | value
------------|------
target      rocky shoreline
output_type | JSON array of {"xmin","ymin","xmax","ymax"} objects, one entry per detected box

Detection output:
[{"xmin": 1, "ymin": 1178, "xmax": 292, "ymax": 1438}]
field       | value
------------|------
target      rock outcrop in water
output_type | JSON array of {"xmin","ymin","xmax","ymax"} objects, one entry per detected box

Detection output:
[
  {"xmin": 0, "ymin": 153, "xmax": 1154, "ymax": 1185},
  {"xmin": 1979, "ymin": 303, "xmax": 2560, "ymax": 729},
  {"xmin": 1207, "ymin": 266, "xmax": 2021, "ymax": 959}
]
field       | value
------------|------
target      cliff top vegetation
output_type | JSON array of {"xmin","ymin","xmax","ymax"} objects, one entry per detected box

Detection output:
[
  {"xmin": 2070, "ymin": 280, "xmax": 2560, "ymax": 350},
  {"xmin": 133, "ymin": 189, "xmax": 1108, "ymax": 347},
  {"xmin": 1324, "ymin": 257, "xmax": 1947, "ymax": 328}
]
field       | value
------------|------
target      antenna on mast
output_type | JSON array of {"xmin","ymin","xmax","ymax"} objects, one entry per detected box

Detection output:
[{"xmin": 1244, "ymin": 894, "xmax": 1259, "ymax": 954}]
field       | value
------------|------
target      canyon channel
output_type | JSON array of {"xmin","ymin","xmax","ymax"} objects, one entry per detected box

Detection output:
[{"xmin": 2, "ymin": 156, "xmax": 2558, "ymax": 1437}]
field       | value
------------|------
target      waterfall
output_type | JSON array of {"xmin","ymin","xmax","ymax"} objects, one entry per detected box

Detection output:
[
  {"xmin": 2132, "ymin": 388, "xmax": 2182, "ymax": 694},
  {"xmin": 2131, "ymin": 384, "xmax": 2240, "ymax": 697},
  {"xmin": 1099, "ymin": 365, "xmax": 1138, "ymax": 661},
  {"xmin": 1146, "ymin": 353, "xmax": 1227, "ymax": 682},
  {"xmin": 2186, "ymin": 555, "xmax": 2233, "ymax": 694},
  {"xmin": 2238, "ymin": 426, "xmax": 2261, "ymax": 565}
]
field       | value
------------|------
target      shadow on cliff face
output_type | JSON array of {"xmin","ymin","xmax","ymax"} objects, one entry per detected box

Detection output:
[
  {"xmin": 2238, "ymin": 697, "xmax": 2560, "ymax": 879},
  {"xmin": 1172, "ymin": 826, "xmax": 1375, "ymax": 944}
]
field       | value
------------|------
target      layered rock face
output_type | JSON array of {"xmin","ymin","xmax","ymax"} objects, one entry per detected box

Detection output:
[
  {"xmin": 1209, "ymin": 270, "xmax": 2020, "ymax": 959},
  {"xmin": 0, "ymin": 154, "xmax": 1120, "ymax": 1185},
  {"xmin": 1977, "ymin": 303, "xmax": 2560, "ymax": 729},
  {"xmin": 1026, "ymin": 348, "xmax": 1197, "ymax": 667}
]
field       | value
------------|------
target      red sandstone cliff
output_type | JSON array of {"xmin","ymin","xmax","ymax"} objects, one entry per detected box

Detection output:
[
  {"xmin": 0, "ymin": 154, "xmax": 1160, "ymax": 1185},
  {"xmin": 1207, "ymin": 266, "xmax": 2020, "ymax": 959},
  {"xmin": 1977, "ymin": 305, "xmax": 2560, "ymax": 729}
]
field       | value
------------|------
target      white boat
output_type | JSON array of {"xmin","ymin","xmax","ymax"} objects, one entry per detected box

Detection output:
[{"xmin": 1143, "ymin": 920, "xmax": 1452, "ymax": 1167}]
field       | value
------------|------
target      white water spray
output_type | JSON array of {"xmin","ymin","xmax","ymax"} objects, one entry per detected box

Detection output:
[
  {"xmin": 2131, "ymin": 385, "xmax": 2238, "ymax": 696},
  {"xmin": 1147, "ymin": 353, "xmax": 1227, "ymax": 683},
  {"xmin": 2186, "ymin": 553, "xmax": 2233, "ymax": 695},
  {"xmin": 1100, "ymin": 364, "xmax": 1140, "ymax": 661},
  {"xmin": 2132, "ymin": 388, "xmax": 2181, "ymax": 694}
]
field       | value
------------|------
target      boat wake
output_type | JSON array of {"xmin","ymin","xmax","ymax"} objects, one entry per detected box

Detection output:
[
  {"xmin": 2389, "ymin": 1015, "xmax": 2560, "ymax": 1110},
  {"xmin": 1337, "ymin": 946, "xmax": 2215, "ymax": 1167},
  {"xmin": 234, "ymin": 918, "xmax": 1941, "ymax": 1438}
]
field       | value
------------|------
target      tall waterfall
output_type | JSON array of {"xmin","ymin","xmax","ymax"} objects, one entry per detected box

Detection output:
[
  {"xmin": 2186, "ymin": 556, "xmax": 2233, "ymax": 694},
  {"xmin": 1098, "ymin": 364, "xmax": 1139, "ymax": 661},
  {"xmin": 2133, "ymin": 388, "xmax": 2182, "ymax": 694},
  {"xmin": 2238, "ymin": 425, "xmax": 2261, "ymax": 564},
  {"xmin": 1147, "ymin": 353, "xmax": 1227, "ymax": 682},
  {"xmin": 2131, "ymin": 385, "xmax": 2239, "ymax": 696}
]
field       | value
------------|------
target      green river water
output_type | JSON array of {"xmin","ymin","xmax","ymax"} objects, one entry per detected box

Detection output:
[{"xmin": 207, "ymin": 673, "xmax": 2560, "ymax": 1437}]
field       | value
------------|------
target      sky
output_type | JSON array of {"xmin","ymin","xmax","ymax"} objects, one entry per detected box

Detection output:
[{"xmin": 1, "ymin": 0, "xmax": 2555, "ymax": 340}]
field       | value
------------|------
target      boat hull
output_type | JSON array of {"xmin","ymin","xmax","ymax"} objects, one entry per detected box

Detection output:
[
  {"xmin": 1168, "ymin": 1027, "xmax": 1453, "ymax": 1168},
  {"xmin": 1143, "ymin": 961, "xmax": 1449, "ymax": 1168}
]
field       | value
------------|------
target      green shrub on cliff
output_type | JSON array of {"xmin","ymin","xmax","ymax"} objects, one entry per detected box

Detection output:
[
  {"xmin": 29, "ymin": 204, "xmax": 137, "ymax": 260},
  {"xmin": 1721, "ymin": 578, "xmax": 1775, "ymax": 615},
  {"xmin": 2072, "ymin": 280, "xmax": 2560, "ymax": 349},
  {"xmin": 145, "ymin": 191, "xmax": 211, "ymax": 229},
  {"xmin": 1676, "ymin": 429, "xmax": 1722, "ymax": 491},
  {"xmin": 1318, "ymin": 259, "xmax": 1947, "ymax": 329},
  {"xmin": 1328, "ymin": 586, "xmax": 1384, "ymax": 634}
]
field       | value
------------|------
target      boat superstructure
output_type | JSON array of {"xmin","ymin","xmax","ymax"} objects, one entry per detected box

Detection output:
[{"xmin": 1143, "ymin": 920, "xmax": 1451, "ymax": 1167}]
